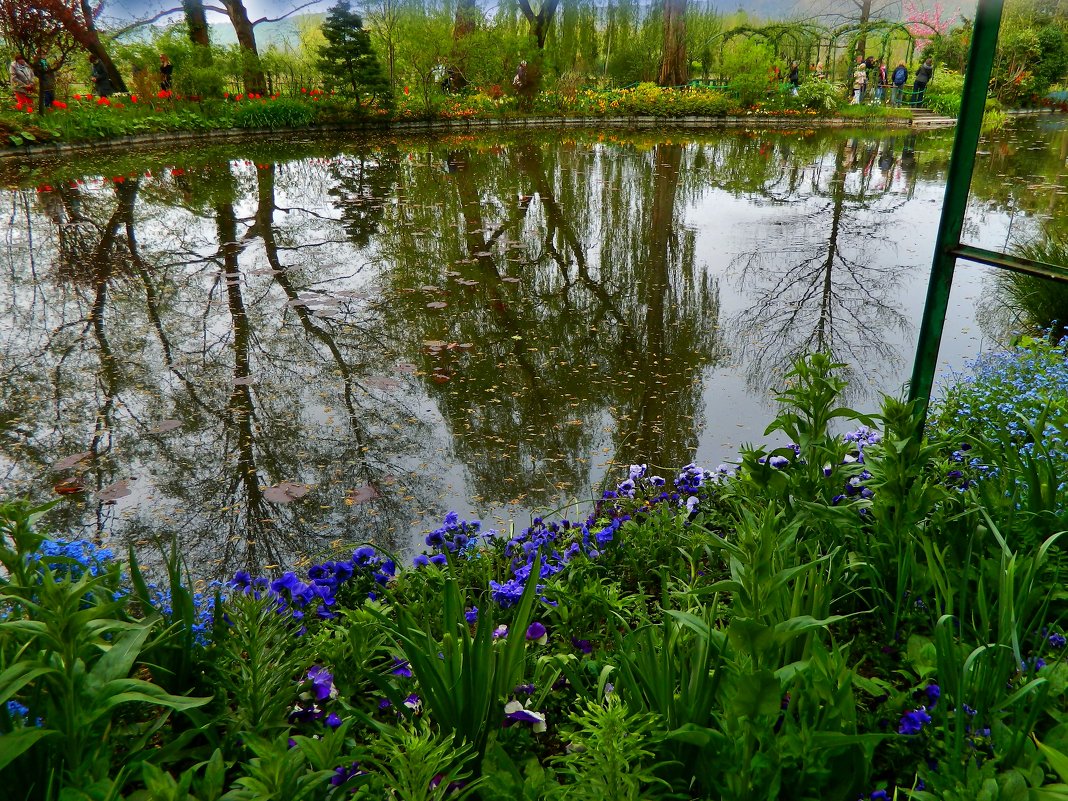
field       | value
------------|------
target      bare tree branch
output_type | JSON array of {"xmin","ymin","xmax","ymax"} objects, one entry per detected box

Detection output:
[{"xmin": 249, "ymin": 0, "xmax": 322, "ymax": 27}]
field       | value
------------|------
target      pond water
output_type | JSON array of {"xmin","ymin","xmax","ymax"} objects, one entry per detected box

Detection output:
[{"xmin": 1, "ymin": 118, "xmax": 1066, "ymax": 577}]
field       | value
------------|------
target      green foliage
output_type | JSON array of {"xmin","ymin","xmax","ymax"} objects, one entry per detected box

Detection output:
[
  {"xmin": 795, "ymin": 77, "xmax": 844, "ymax": 111},
  {"xmin": 722, "ymin": 38, "xmax": 775, "ymax": 107},
  {"xmin": 0, "ymin": 503, "xmax": 210, "ymax": 794},
  {"xmin": 220, "ymin": 730, "xmax": 344, "ymax": 801},
  {"xmin": 359, "ymin": 721, "xmax": 482, "ymax": 800},
  {"xmin": 548, "ymin": 695, "xmax": 670, "ymax": 800},
  {"xmin": 231, "ymin": 97, "xmax": 315, "ymax": 129},
  {"xmin": 372, "ymin": 557, "xmax": 541, "ymax": 767},
  {"xmin": 994, "ymin": 236, "xmax": 1068, "ymax": 334},
  {"xmin": 210, "ymin": 593, "xmax": 314, "ymax": 739},
  {"xmin": 925, "ymin": 68, "xmax": 966, "ymax": 116},
  {"xmin": 318, "ymin": 1, "xmax": 392, "ymax": 105}
]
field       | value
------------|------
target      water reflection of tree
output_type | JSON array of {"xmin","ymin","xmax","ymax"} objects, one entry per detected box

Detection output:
[
  {"xmin": 729, "ymin": 137, "xmax": 912, "ymax": 396},
  {"xmin": 373, "ymin": 136, "xmax": 724, "ymax": 504},
  {"xmin": 1, "ymin": 156, "xmax": 440, "ymax": 577}
]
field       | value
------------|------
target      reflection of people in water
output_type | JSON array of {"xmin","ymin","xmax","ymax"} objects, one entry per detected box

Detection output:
[
  {"xmin": 901, "ymin": 134, "xmax": 916, "ymax": 171},
  {"xmin": 878, "ymin": 139, "xmax": 896, "ymax": 179}
]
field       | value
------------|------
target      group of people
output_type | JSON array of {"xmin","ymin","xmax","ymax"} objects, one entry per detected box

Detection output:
[
  {"xmin": 9, "ymin": 52, "xmax": 174, "ymax": 111},
  {"xmin": 8, "ymin": 53, "xmax": 55, "ymax": 112},
  {"xmin": 851, "ymin": 55, "xmax": 934, "ymax": 106}
]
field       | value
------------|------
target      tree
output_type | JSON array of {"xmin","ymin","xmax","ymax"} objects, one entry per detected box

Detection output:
[
  {"xmin": 658, "ymin": 0, "xmax": 687, "ymax": 85},
  {"xmin": 220, "ymin": 0, "xmax": 265, "ymax": 94},
  {"xmin": 517, "ymin": 0, "xmax": 560, "ymax": 49},
  {"xmin": 360, "ymin": 0, "xmax": 401, "ymax": 87},
  {"xmin": 32, "ymin": 0, "xmax": 127, "ymax": 92},
  {"xmin": 183, "ymin": 0, "xmax": 210, "ymax": 48},
  {"xmin": 318, "ymin": 1, "xmax": 391, "ymax": 102},
  {"xmin": 0, "ymin": 0, "xmax": 77, "ymax": 111}
]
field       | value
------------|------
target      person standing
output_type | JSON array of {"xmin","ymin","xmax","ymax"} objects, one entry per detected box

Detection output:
[
  {"xmin": 35, "ymin": 52, "xmax": 56, "ymax": 109},
  {"xmin": 875, "ymin": 59, "xmax": 887, "ymax": 103},
  {"xmin": 788, "ymin": 60, "xmax": 800, "ymax": 96},
  {"xmin": 851, "ymin": 58, "xmax": 867, "ymax": 105},
  {"xmin": 9, "ymin": 53, "xmax": 35, "ymax": 112},
  {"xmin": 891, "ymin": 61, "xmax": 909, "ymax": 106},
  {"xmin": 159, "ymin": 54, "xmax": 173, "ymax": 91},
  {"xmin": 913, "ymin": 57, "xmax": 934, "ymax": 106},
  {"xmin": 89, "ymin": 54, "xmax": 115, "ymax": 97},
  {"xmin": 512, "ymin": 60, "xmax": 527, "ymax": 90}
]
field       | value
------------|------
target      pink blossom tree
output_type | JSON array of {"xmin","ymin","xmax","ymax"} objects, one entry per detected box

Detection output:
[{"xmin": 902, "ymin": 0, "xmax": 959, "ymax": 54}]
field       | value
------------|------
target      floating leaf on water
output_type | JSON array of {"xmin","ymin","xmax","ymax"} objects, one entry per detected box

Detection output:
[
  {"xmin": 54, "ymin": 477, "xmax": 87, "ymax": 495},
  {"xmin": 99, "ymin": 478, "xmax": 134, "ymax": 502},
  {"xmin": 54, "ymin": 451, "xmax": 93, "ymax": 472},
  {"xmin": 346, "ymin": 485, "xmax": 381, "ymax": 504},
  {"xmin": 365, "ymin": 376, "xmax": 401, "ymax": 390},
  {"xmin": 426, "ymin": 302, "xmax": 448, "ymax": 309},
  {"xmin": 150, "ymin": 419, "xmax": 181, "ymax": 434},
  {"xmin": 263, "ymin": 481, "xmax": 310, "ymax": 504},
  {"xmin": 233, "ymin": 376, "xmax": 257, "ymax": 386}
]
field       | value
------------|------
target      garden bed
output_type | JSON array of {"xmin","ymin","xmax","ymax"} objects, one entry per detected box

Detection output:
[{"xmin": 0, "ymin": 86, "xmax": 921, "ymax": 159}]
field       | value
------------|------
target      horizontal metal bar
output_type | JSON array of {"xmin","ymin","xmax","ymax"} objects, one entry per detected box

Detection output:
[{"xmin": 950, "ymin": 244, "xmax": 1068, "ymax": 283}]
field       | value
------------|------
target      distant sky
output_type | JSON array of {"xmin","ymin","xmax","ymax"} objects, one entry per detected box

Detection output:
[{"xmin": 105, "ymin": 0, "xmax": 333, "ymax": 25}]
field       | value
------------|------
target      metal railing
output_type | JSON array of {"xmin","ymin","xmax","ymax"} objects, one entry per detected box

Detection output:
[{"xmin": 908, "ymin": 0, "xmax": 1068, "ymax": 420}]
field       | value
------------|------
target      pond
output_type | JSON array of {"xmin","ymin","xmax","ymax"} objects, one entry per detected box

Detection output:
[{"xmin": 2, "ymin": 118, "xmax": 1066, "ymax": 578}]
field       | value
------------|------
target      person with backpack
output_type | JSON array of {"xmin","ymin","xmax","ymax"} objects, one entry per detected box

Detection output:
[
  {"xmin": 891, "ymin": 61, "xmax": 908, "ymax": 106},
  {"xmin": 912, "ymin": 58, "xmax": 934, "ymax": 106}
]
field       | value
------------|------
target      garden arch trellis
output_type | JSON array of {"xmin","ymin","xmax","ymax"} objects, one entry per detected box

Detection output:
[{"xmin": 908, "ymin": 0, "xmax": 1068, "ymax": 416}]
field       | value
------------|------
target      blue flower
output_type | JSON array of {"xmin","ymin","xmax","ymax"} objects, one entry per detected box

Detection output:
[
  {"xmin": 898, "ymin": 707, "xmax": 931, "ymax": 735},
  {"xmin": 306, "ymin": 665, "xmax": 336, "ymax": 701}
]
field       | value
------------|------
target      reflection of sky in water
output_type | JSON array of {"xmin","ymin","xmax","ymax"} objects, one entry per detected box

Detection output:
[{"xmin": 1, "ymin": 120, "xmax": 1065, "ymax": 578}]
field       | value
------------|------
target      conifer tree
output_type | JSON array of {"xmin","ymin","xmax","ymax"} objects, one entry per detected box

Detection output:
[{"xmin": 318, "ymin": 1, "xmax": 392, "ymax": 106}]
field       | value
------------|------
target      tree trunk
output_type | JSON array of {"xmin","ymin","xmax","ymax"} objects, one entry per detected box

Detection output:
[
  {"xmin": 183, "ymin": 0, "xmax": 212, "ymax": 51},
  {"xmin": 855, "ymin": 0, "xmax": 872, "ymax": 56},
  {"xmin": 222, "ymin": 0, "xmax": 266, "ymax": 94},
  {"xmin": 517, "ymin": 0, "xmax": 561, "ymax": 49},
  {"xmin": 449, "ymin": 0, "xmax": 477, "ymax": 91},
  {"xmin": 658, "ymin": 0, "xmax": 687, "ymax": 87},
  {"xmin": 39, "ymin": 1, "xmax": 128, "ymax": 92}
]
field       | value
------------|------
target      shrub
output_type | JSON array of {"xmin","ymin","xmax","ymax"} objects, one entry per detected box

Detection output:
[
  {"xmin": 232, "ymin": 97, "xmax": 315, "ymax": 128},
  {"xmin": 924, "ymin": 68, "xmax": 965, "ymax": 116},
  {"xmin": 796, "ymin": 77, "xmax": 843, "ymax": 111}
]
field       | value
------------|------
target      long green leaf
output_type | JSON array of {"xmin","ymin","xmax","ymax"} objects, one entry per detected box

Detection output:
[{"xmin": 0, "ymin": 727, "xmax": 57, "ymax": 771}]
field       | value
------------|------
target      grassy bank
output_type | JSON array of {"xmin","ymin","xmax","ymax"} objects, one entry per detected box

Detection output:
[{"xmin": 3, "ymin": 338, "xmax": 1067, "ymax": 800}]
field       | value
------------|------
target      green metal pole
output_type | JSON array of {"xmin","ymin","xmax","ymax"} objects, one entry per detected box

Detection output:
[{"xmin": 907, "ymin": 0, "xmax": 1005, "ymax": 412}]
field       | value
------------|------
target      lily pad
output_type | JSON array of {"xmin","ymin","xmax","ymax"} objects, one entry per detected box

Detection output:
[
  {"xmin": 99, "ymin": 478, "xmax": 135, "ymax": 502},
  {"xmin": 347, "ymin": 485, "xmax": 381, "ymax": 504},
  {"xmin": 54, "ymin": 451, "xmax": 93, "ymax": 472},
  {"xmin": 263, "ymin": 481, "xmax": 310, "ymax": 504}
]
